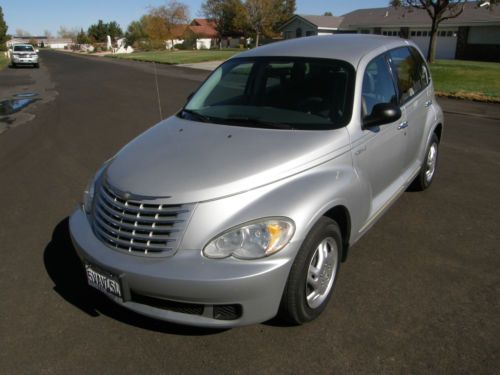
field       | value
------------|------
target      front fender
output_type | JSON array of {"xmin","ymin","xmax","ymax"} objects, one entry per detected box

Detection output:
[{"xmin": 180, "ymin": 151, "xmax": 368, "ymax": 258}]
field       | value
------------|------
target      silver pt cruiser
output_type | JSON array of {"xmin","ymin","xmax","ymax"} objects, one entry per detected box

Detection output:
[{"xmin": 70, "ymin": 35, "xmax": 443, "ymax": 328}]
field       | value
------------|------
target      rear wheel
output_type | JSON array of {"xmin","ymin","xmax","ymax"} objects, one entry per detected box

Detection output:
[
  {"xmin": 279, "ymin": 217, "xmax": 342, "ymax": 324},
  {"xmin": 34, "ymin": 63, "xmax": 40, "ymax": 68},
  {"xmin": 410, "ymin": 133, "xmax": 439, "ymax": 191}
]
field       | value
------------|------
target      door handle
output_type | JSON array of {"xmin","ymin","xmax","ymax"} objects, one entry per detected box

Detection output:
[
  {"xmin": 398, "ymin": 121, "xmax": 408, "ymax": 130},
  {"xmin": 424, "ymin": 100, "xmax": 433, "ymax": 108}
]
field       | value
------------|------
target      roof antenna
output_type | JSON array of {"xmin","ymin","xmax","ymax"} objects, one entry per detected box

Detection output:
[{"xmin": 153, "ymin": 62, "xmax": 163, "ymax": 121}]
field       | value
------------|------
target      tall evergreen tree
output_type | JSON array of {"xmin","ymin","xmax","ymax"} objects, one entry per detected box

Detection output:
[{"xmin": 0, "ymin": 6, "xmax": 8, "ymax": 51}]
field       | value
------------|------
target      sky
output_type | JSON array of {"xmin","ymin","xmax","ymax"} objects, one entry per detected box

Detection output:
[{"xmin": 1, "ymin": 0, "xmax": 389, "ymax": 36}]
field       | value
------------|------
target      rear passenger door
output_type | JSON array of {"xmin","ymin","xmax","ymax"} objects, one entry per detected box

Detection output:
[{"xmin": 388, "ymin": 47, "xmax": 433, "ymax": 175}]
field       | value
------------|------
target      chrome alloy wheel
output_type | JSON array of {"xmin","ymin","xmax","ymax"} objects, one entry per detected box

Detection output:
[
  {"xmin": 425, "ymin": 143, "xmax": 438, "ymax": 183},
  {"xmin": 305, "ymin": 237, "xmax": 339, "ymax": 309}
]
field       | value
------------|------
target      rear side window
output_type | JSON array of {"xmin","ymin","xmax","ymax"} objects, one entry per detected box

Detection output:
[
  {"xmin": 362, "ymin": 55, "xmax": 398, "ymax": 118},
  {"xmin": 388, "ymin": 47, "xmax": 428, "ymax": 103},
  {"xmin": 410, "ymin": 47, "xmax": 431, "ymax": 89}
]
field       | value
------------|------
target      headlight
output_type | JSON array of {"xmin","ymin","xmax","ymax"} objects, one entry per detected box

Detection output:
[{"xmin": 203, "ymin": 218, "xmax": 295, "ymax": 260}]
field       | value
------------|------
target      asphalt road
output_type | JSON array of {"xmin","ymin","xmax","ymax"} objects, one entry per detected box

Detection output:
[{"xmin": 0, "ymin": 50, "xmax": 499, "ymax": 374}]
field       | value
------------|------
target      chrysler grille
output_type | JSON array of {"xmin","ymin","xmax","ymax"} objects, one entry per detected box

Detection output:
[{"xmin": 93, "ymin": 183, "xmax": 192, "ymax": 256}]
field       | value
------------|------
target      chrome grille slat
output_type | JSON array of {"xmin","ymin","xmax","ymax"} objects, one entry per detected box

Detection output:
[
  {"xmin": 92, "ymin": 183, "xmax": 192, "ymax": 257},
  {"xmin": 94, "ymin": 215, "xmax": 177, "ymax": 243},
  {"xmin": 97, "ymin": 198, "xmax": 183, "ymax": 224},
  {"xmin": 100, "ymin": 187, "xmax": 188, "ymax": 215},
  {"xmin": 95, "ymin": 210, "xmax": 180, "ymax": 233}
]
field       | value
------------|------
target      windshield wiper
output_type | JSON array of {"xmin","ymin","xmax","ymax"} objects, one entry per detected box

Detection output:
[
  {"xmin": 180, "ymin": 109, "xmax": 213, "ymax": 123},
  {"xmin": 218, "ymin": 117, "xmax": 294, "ymax": 130}
]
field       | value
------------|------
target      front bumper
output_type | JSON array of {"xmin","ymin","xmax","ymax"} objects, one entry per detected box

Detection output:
[
  {"xmin": 12, "ymin": 56, "xmax": 38, "ymax": 65},
  {"xmin": 69, "ymin": 208, "xmax": 298, "ymax": 328}
]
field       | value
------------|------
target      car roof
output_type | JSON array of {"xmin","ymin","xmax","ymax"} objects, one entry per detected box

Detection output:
[{"xmin": 235, "ymin": 34, "xmax": 411, "ymax": 67}]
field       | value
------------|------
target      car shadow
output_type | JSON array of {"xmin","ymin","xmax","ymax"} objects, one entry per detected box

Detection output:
[{"xmin": 43, "ymin": 217, "xmax": 227, "ymax": 336}]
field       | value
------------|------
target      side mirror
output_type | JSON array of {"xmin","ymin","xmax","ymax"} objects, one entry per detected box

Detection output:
[{"xmin": 363, "ymin": 103, "xmax": 401, "ymax": 129}]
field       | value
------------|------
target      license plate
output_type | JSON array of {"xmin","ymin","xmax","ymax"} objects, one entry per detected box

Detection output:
[{"xmin": 85, "ymin": 264, "xmax": 122, "ymax": 298}]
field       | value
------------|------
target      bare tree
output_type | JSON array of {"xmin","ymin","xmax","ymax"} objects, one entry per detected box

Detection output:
[
  {"xmin": 44, "ymin": 29, "xmax": 52, "ymax": 39},
  {"xmin": 391, "ymin": 0, "xmax": 495, "ymax": 62},
  {"xmin": 15, "ymin": 28, "xmax": 30, "ymax": 37},
  {"xmin": 58, "ymin": 26, "xmax": 79, "ymax": 41}
]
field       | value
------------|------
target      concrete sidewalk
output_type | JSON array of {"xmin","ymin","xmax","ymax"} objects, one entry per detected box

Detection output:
[{"xmin": 177, "ymin": 60, "xmax": 224, "ymax": 71}]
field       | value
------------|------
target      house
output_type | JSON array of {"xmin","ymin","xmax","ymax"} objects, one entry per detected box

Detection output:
[
  {"xmin": 7, "ymin": 36, "xmax": 73, "ymax": 49},
  {"xmin": 280, "ymin": 2, "xmax": 500, "ymax": 62},
  {"xmin": 189, "ymin": 18, "xmax": 219, "ymax": 49},
  {"xmin": 279, "ymin": 15, "xmax": 344, "ymax": 39},
  {"xmin": 165, "ymin": 19, "xmax": 243, "ymax": 50}
]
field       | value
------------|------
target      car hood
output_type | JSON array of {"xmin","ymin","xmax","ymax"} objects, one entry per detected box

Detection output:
[{"xmin": 105, "ymin": 116, "xmax": 350, "ymax": 203}]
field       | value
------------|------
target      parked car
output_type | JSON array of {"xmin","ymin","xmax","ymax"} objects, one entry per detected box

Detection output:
[
  {"xmin": 10, "ymin": 44, "xmax": 39, "ymax": 68},
  {"xmin": 70, "ymin": 35, "xmax": 443, "ymax": 328}
]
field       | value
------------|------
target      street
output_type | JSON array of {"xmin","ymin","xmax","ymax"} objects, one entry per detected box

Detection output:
[{"xmin": 0, "ymin": 50, "xmax": 499, "ymax": 374}]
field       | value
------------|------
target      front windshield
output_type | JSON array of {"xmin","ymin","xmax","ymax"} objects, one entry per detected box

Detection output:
[
  {"xmin": 14, "ymin": 45, "xmax": 34, "ymax": 52},
  {"xmin": 180, "ymin": 57, "xmax": 354, "ymax": 130}
]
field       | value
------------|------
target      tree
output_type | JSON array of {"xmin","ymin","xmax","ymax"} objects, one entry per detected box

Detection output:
[
  {"xmin": 324, "ymin": 11, "xmax": 333, "ymax": 16},
  {"xmin": 107, "ymin": 21, "xmax": 123, "ymax": 39},
  {"xmin": 245, "ymin": 0, "xmax": 276, "ymax": 46},
  {"xmin": 390, "ymin": 0, "xmax": 495, "ymax": 62},
  {"xmin": 202, "ymin": 0, "xmax": 248, "ymax": 46},
  {"xmin": 273, "ymin": 0, "xmax": 296, "ymax": 32},
  {"xmin": 0, "ymin": 6, "xmax": 8, "ymax": 51},
  {"xmin": 126, "ymin": 17, "xmax": 148, "ymax": 46},
  {"xmin": 148, "ymin": 1, "xmax": 190, "ymax": 48},
  {"xmin": 76, "ymin": 28, "xmax": 91, "ymax": 44},
  {"xmin": 15, "ymin": 28, "xmax": 30, "ymax": 37},
  {"xmin": 58, "ymin": 26, "xmax": 78, "ymax": 41},
  {"xmin": 44, "ymin": 29, "xmax": 52, "ymax": 38}
]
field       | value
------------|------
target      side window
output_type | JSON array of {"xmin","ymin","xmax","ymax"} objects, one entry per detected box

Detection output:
[
  {"xmin": 362, "ymin": 54, "xmax": 398, "ymax": 118},
  {"xmin": 389, "ymin": 47, "xmax": 428, "ymax": 103},
  {"xmin": 410, "ymin": 47, "xmax": 430, "ymax": 88}
]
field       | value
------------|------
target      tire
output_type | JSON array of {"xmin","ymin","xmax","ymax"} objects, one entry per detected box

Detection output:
[
  {"xmin": 410, "ymin": 133, "xmax": 439, "ymax": 191},
  {"xmin": 279, "ymin": 217, "xmax": 342, "ymax": 325},
  {"xmin": 34, "ymin": 63, "xmax": 39, "ymax": 68},
  {"xmin": 10, "ymin": 62, "xmax": 16, "ymax": 68}
]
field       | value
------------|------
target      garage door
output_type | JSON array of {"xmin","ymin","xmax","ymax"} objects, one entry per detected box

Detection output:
[{"xmin": 410, "ymin": 30, "xmax": 458, "ymax": 60}]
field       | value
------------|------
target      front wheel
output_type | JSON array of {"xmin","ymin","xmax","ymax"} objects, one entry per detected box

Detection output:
[
  {"xmin": 279, "ymin": 217, "xmax": 342, "ymax": 325},
  {"xmin": 410, "ymin": 133, "xmax": 439, "ymax": 191},
  {"xmin": 34, "ymin": 63, "xmax": 40, "ymax": 68}
]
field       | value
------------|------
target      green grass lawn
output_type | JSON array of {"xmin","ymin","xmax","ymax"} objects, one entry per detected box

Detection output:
[
  {"xmin": 430, "ymin": 60, "xmax": 500, "ymax": 102},
  {"xmin": 108, "ymin": 49, "xmax": 242, "ymax": 65},
  {"xmin": 0, "ymin": 53, "xmax": 9, "ymax": 70},
  {"xmin": 109, "ymin": 50, "xmax": 500, "ymax": 103}
]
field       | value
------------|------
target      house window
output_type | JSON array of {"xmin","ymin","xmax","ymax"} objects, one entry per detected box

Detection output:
[
  {"xmin": 422, "ymin": 31, "xmax": 428, "ymax": 37},
  {"xmin": 447, "ymin": 31, "xmax": 453, "ymax": 37},
  {"xmin": 306, "ymin": 30, "xmax": 315, "ymax": 37},
  {"xmin": 296, "ymin": 28, "xmax": 303, "ymax": 37},
  {"xmin": 411, "ymin": 31, "xmax": 416, "ymax": 36},
  {"xmin": 416, "ymin": 31, "xmax": 422, "ymax": 36}
]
